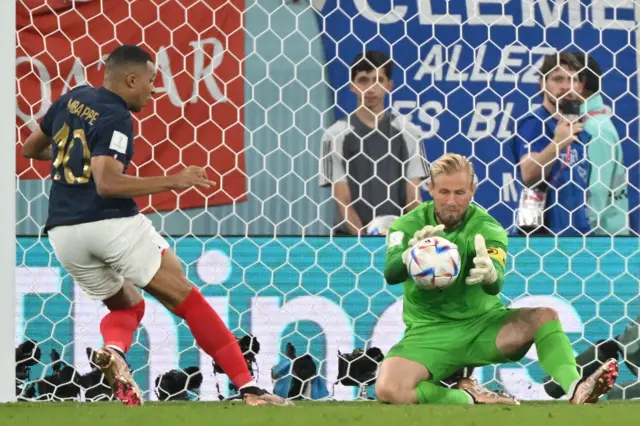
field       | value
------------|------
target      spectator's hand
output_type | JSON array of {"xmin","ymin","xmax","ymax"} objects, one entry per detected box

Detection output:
[{"xmin": 553, "ymin": 117, "xmax": 583, "ymax": 151}]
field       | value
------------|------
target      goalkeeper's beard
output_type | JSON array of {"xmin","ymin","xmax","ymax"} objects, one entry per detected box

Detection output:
[{"xmin": 435, "ymin": 209, "xmax": 464, "ymax": 230}]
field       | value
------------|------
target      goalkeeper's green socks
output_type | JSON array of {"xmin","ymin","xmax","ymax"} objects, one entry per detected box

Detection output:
[
  {"xmin": 416, "ymin": 381, "xmax": 472, "ymax": 404},
  {"xmin": 535, "ymin": 319, "xmax": 580, "ymax": 395}
]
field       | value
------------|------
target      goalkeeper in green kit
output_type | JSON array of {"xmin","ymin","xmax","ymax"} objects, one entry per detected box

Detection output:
[{"xmin": 375, "ymin": 153, "xmax": 618, "ymax": 405}]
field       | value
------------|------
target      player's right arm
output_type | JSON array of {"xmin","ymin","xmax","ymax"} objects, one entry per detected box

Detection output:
[
  {"xmin": 22, "ymin": 127, "xmax": 53, "ymax": 161},
  {"xmin": 383, "ymin": 226, "xmax": 411, "ymax": 284},
  {"xmin": 22, "ymin": 96, "xmax": 63, "ymax": 161},
  {"xmin": 92, "ymin": 117, "xmax": 215, "ymax": 198}
]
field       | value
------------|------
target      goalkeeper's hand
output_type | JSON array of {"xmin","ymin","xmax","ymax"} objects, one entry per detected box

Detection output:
[
  {"xmin": 408, "ymin": 224, "xmax": 445, "ymax": 247},
  {"xmin": 465, "ymin": 234, "xmax": 498, "ymax": 286},
  {"xmin": 402, "ymin": 224, "xmax": 446, "ymax": 266},
  {"xmin": 402, "ymin": 247, "xmax": 412, "ymax": 266}
]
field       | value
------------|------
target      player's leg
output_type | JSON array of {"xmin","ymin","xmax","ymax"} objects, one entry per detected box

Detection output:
[
  {"xmin": 90, "ymin": 281, "xmax": 146, "ymax": 405},
  {"xmin": 48, "ymin": 225, "xmax": 144, "ymax": 405},
  {"xmin": 543, "ymin": 339, "xmax": 620, "ymax": 399},
  {"xmin": 544, "ymin": 314, "xmax": 639, "ymax": 399},
  {"xmin": 440, "ymin": 367, "xmax": 473, "ymax": 388},
  {"xmin": 375, "ymin": 357, "xmax": 472, "ymax": 405},
  {"xmin": 491, "ymin": 307, "xmax": 618, "ymax": 403},
  {"xmin": 100, "ymin": 281, "xmax": 145, "ymax": 354},
  {"xmin": 377, "ymin": 327, "xmax": 516, "ymax": 405},
  {"xmin": 110, "ymin": 214, "xmax": 289, "ymax": 406}
]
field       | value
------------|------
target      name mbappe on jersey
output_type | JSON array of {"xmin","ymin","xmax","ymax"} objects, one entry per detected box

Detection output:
[{"xmin": 40, "ymin": 85, "xmax": 139, "ymax": 232}]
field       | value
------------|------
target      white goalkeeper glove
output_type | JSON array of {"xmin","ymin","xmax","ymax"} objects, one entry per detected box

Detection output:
[
  {"xmin": 408, "ymin": 224, "xmax": 445, "ymax": 247},
  {"xmin": 402, "ymin": 224, "xmax": 445, "ymax": 266},
  {"xmin": 402, "ymin": 246, "xmax": 412, "ymax": 266},
  {"xmin": 465, "ymin": 234, "xmax": 498, "ymax": 286}
]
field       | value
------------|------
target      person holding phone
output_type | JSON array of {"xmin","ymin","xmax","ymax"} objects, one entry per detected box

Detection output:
[{"xmin": 509, "ymin": 52, "xmax": 592, "ymax": 236}]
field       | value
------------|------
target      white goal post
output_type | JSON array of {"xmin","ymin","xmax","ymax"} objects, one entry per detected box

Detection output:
[{"xmin": 3, "ymin": 0, "xmax": 16, "ymax": 404}]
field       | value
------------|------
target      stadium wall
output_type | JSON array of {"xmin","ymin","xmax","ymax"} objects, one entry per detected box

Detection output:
[{"xmin": 15, "ymin": 236, "xmax": 640, "ymax": 401}]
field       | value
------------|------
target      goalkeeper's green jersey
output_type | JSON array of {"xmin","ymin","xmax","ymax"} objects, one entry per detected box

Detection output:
[{"xmin": 384, "ymin": 201, "xmax": 508, "ymax": 327}]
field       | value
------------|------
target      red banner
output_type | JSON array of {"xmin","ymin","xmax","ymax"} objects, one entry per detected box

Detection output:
[{"xmin": 16, "ymin": 0, "xmax": 247, "ymax": 212}]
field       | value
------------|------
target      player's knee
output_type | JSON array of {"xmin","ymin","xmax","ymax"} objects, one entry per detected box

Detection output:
[
  {"xmin": 532, "ymin": 307, "xmax": 559, "ymax": 327},
  {"xmin": 375, "ymin": 381, "xmax": 397, "ymax": 403},
  {"xmin": 145, "ymin": 267, "xmax": 193, "ymax": 312},
  {"xmin": 375, "ymin": 379, "xmax": 411, "ymax": 404}
]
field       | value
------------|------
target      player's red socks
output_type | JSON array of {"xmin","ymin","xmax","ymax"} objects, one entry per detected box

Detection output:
[
  {"xmin": 174, "ymin": 287, "xmax": 254, "ymax": 388},
  {"xmin": 100, "ymin": 300, "xmax": 145, "ymax": 353}
]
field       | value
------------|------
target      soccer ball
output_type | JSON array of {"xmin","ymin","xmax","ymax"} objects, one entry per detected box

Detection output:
[
  {"xmin": 407, "ymin": 237, "xmax": 461, "ymax": 290},
  {"xmin": 366, "ymin": 215, "xmax": 398, "ymax": 235}
]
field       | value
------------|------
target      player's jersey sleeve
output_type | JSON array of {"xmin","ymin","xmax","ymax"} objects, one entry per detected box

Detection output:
[
  {"xmin": 384, "ymin": 223, "xmax": 411, "ymax": 285},
  {"xmin": 39, "ymin": 97, "xmax": 65, "ymax": 137},
  {"xmin": 383, "ymin": 206, "xmax": 427, "ymax": 284},
  {"xmin": 91, "ymin": 115, "xmax": 135, "ymax": 165}
]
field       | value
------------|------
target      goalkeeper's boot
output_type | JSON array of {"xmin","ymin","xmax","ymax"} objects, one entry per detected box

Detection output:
[
  {"xmin": 91, "ymin": 347, "xmax": 143, "ymax": 406},
  {"xmin": 240, "ymin": 386, "xmax": 294, "ymax": 406},
  {"xmin": 456, "ymin": 378, "xmax": 520, "ymax": 405},
  {"xmin": 570, "ymin": 358, "xmax": 619, "ymax": 404}
]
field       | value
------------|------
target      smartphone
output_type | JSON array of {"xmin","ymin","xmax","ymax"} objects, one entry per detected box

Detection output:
[{"xmin": 559, "ymin": 100, "xmax": 581, "ymax": 117}]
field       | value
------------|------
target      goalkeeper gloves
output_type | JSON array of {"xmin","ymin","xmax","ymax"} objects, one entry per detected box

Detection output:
[
  {"xmin": 408, "ymin": 224, "xmax": 445, "ymax": 246},
  {"xmin": 402, "ymin": 224, "xmax": 446, "ymax": 266},
  {"xmin": 466, "ymin": 234, "xmax": 498, "ymax": 286}
]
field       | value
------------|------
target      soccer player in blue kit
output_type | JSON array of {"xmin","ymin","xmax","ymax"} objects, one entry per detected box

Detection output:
[{"xmin": 22, "ymin": 45, "xmax": 289, "ymax": 407}]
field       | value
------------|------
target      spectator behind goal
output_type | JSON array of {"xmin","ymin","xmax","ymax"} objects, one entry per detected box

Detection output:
[
  {"xmin": 570, "ymin": 51, "xmax": 630, "ymax": 236},
  {"xmin": 319, "ymin": 50, "xmax": 430, "ymax": 236},
  {"xmin": 510, "ymin": 52, "xmax": 592, "ymax": 236}
]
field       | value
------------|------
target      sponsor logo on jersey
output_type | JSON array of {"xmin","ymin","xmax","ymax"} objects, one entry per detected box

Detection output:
[{"xmin": 388, "ymin": 231, "xmax": 404, "ymax": 247}]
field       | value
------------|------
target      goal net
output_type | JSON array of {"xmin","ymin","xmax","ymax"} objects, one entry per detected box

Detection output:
[{"xmin": 13, "ymin": 0, "xmax": 640, "ymax": 402}]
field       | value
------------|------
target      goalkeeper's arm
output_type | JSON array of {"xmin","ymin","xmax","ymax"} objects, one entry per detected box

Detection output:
[
  {"xmin": 482, "ymin": 255, "xmax": 505, "ymax": 295},
  {"xmin": 466, "ymin": 233, "xmax": 508, "ymax": 295},
  {"xmin": 384, "ymin": 229, "xmax": 410, "ymax": 285}
]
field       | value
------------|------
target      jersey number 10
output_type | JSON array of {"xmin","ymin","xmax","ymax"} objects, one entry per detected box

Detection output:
[{"xmin": 52, "ymin": 123, "xmax": 91, "ymax": 184}]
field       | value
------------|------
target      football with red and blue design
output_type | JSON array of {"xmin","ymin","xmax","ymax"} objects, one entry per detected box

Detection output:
[{"xmin": 407, "ymin": 237, "xmax": 460, "ymax": 290}]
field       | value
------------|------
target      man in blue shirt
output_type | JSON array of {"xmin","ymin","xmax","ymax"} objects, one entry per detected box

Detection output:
[{"xmin": 511, "ymin": 52, "xmax": 592, "ymax": 236}]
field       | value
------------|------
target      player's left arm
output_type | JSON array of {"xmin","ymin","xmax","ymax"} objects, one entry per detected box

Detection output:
[{"xmin": 465, "ymin": 224, "xmax": 508, "ymax": 295}]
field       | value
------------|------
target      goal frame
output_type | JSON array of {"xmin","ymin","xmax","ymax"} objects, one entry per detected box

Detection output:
[{"xmin": 3, "ymin": 0, "xmax": 17, "ymax": 404}]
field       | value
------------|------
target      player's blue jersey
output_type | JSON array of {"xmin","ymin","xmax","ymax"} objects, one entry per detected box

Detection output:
[
  {"xmin": 40, "ymin": 85, "xmax": 139, "ymax": 232},
  {"xmin": 511, "ymin": 106, "xmax": 592, "ymax": 235}
]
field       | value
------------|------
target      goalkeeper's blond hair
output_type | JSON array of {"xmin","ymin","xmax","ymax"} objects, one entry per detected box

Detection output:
[{"xmin": 430, "ymin": 153, "xmax": 475, "ymax": 185}]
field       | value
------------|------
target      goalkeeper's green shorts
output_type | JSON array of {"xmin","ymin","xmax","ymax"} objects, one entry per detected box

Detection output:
[{"xmin": 385, "ymin": 308, "xmax": 525, "ymax": 382}]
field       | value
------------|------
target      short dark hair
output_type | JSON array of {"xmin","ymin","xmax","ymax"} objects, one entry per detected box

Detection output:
[
  {"xmin": 350, "ymin": 50, "xmax": 394, "ymax": 81},
  {"xmin": 539, "ymin": 51, "xmax": 581, "ymax": 80},
  {"xmin": 571, "ymin": 51, "xmax": 602, "ymax": 94},
  {"xmin": 105, "ymin": 45, "xmax": 153, "ymax": 73}
]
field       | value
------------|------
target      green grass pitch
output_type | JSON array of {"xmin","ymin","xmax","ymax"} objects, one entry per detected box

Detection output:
[{"xmin": 2, "ymin": 401, "xmax": 640, "ymax": 426}]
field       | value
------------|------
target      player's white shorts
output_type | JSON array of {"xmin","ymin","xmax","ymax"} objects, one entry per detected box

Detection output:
[{"xmin": 48, "ymin": 214, "xmax": 170, "ymax": 301}]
